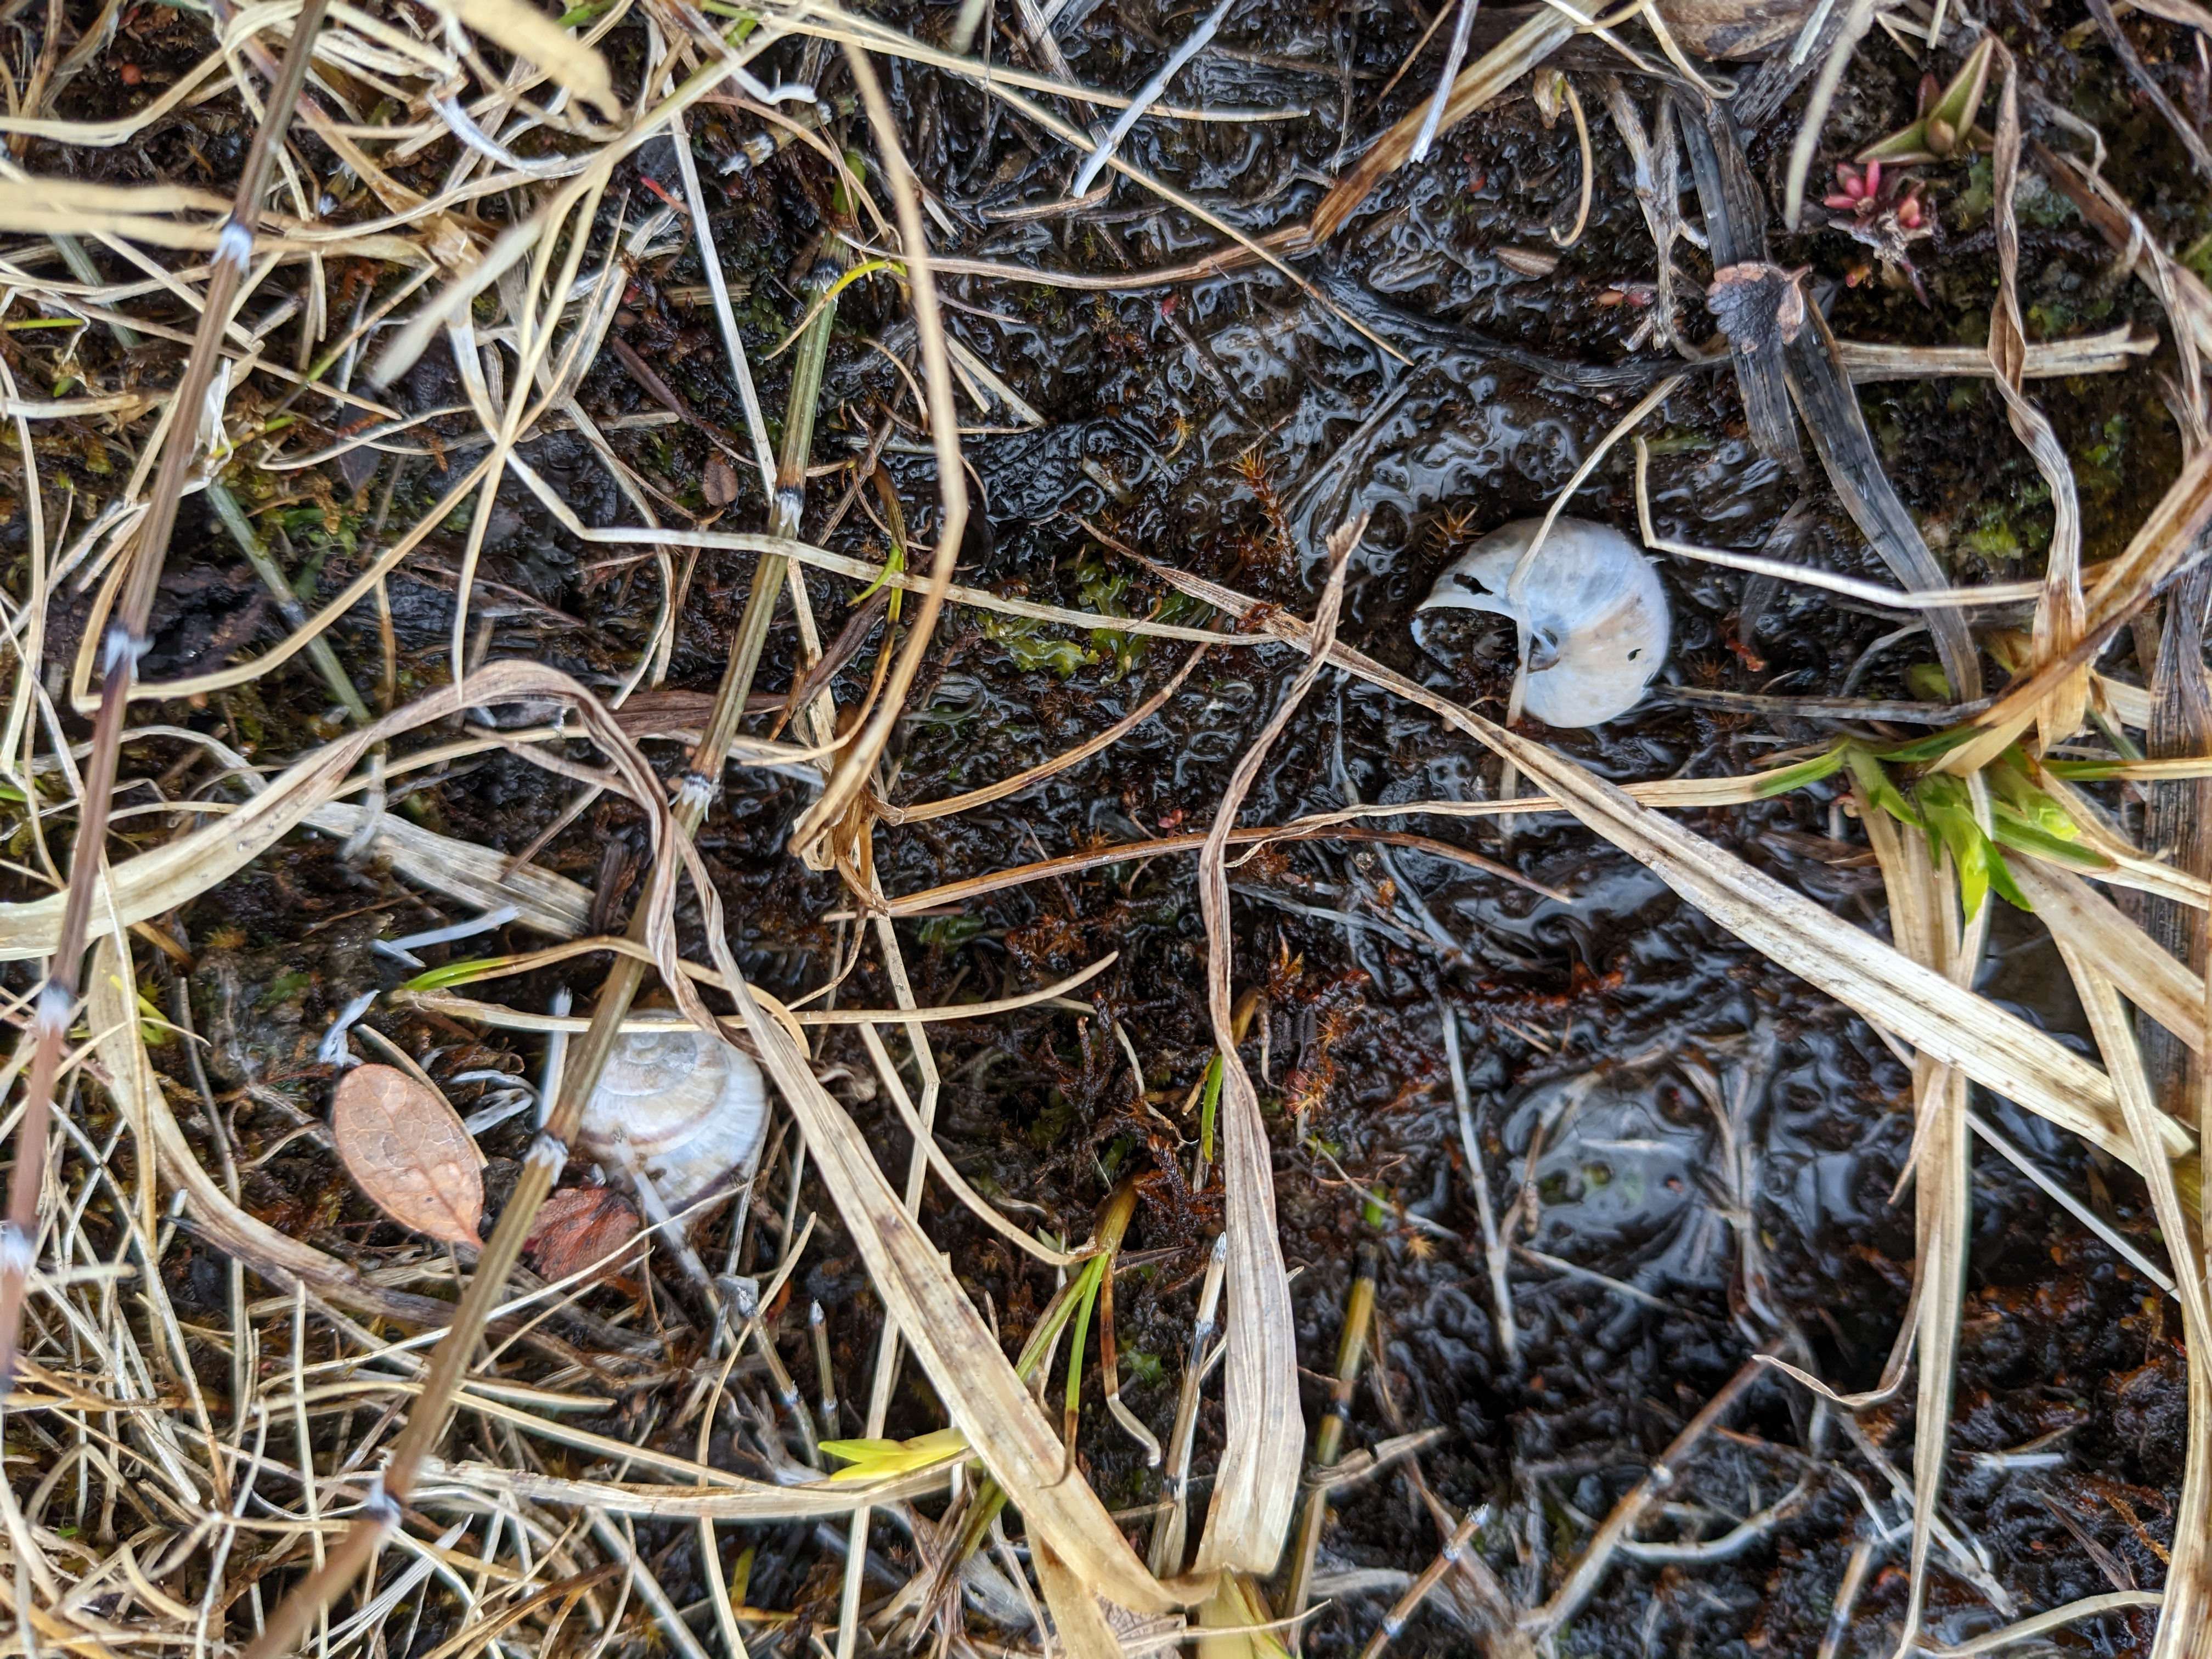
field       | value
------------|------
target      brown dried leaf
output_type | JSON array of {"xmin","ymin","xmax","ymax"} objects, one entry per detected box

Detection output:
[
  {"xmin": 331, "ymin": 1064, "xmax": 484, "ymax": 1246},
  {"xmin": 523, "ymin": 1186, "xmax": 641, "ymax": 1283},
  {"xmin": 703, "ymin": 454, "xmax": 740, "ymax": 508},
  {"xmin": 1706, "ymin": 261, "xmax": 1808, "ymax": 357}
]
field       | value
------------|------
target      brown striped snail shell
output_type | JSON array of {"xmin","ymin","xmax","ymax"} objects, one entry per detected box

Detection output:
[{"xmin": 576, "ymin": 1017, "xmax": 766, "ymax": 1210}]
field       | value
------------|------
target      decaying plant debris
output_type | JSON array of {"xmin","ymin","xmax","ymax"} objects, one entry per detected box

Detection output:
[{"xmin": 16, "ymin": 0, "xmax": 2212, "ymax": 1653}]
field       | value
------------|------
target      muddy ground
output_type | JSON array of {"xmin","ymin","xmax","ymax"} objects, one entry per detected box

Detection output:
[{"xmin": 5, "ymin": 0, "xmax": 2210, "ymax": 1652}]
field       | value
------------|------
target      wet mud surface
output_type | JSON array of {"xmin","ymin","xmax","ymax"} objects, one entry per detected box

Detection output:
[{"xmin": 8, "ymin": 0, "xmax": 2212, "ymax": 1653}]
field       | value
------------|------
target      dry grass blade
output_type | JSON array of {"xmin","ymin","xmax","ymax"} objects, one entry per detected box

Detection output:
[
  {"xmin": 1783, "ymin": 0, "xmax": 1876, "ymax": 229},
  {"xmin": 1530, "ymin": 1357, "xmax": 1767, "ymax": 1633},
  {"xmin": 0, "ymin": 670, "xmax": 606, "ymax": 961},
  {"xmin": 420, "ymin": 1458, "xmax": 956, "ymax": 1517},
  {"xmin": 70, "ymin": 456, "xmax": 499, "ymax": 709},
  {"xmin": 1783, "ymin": 303, "xmax": 1981, "ymax": 699},
  {"xmin": 1635, "ymin": 439, "xmax": 2046, "ymax": 610},
  {"xmin": 1858, "ymin": 785, "xmax": 1978, "ymax": 1659},
  {"xmin": 1987, "ymin": 48, "xmax": 2088, "ymax": 750},
  {"xmin": 885, "ymin": 822, "xmax": 1561, "ymax": 918},
  {"xmin": 407, "ymin": 952, "xmax": 1115, "ymax": 1032},
  {"xmin": 1837, "ymin": 328, "xmax": 2153, "ymax": 381},
  {"xmin": 2058, "ymin": 949, "xmax": 2212, "ymax": 1659},
  {"xmin": 884, "ymin": 645, "xmax": 1209, "ymax": 824},
  {"xmin": 1194, "ymin": 516, "xmax": 1363, "ymax": 1576},
  {"xmin": 2170, "ymin": 1251, "xmax": 2212, "ymax": 1650},
  {"xmin": 2085, "ymin": 0, "xmax": 2212, "ymax": 181},
  {"xmin": 423, "ymin": 0, "xmax": 616, "ymax": 118},
  {"xmin": 1070, "ymin": 0, "xmax": 1236, "ymax": 195},
  {"xmin": 791, "ymin": 3, "xmax": 1390, "ymax": 355},
  {"xmin": 1035, "ymin": 1538, "xmax": 1126, "ymax": 1659},
  {"xmin": 2011, "ymin": 862, "xmax": 2208, "ymax": 1056},
  {"xmin": 775, "ymin": 5, "xmax": 1294, "ymax": 122},
  {"xmin": 1914, "ymin": 1593, "xmax": 2164, "ymax": 1657},
  {"xmin": 369, "ymin": 51, "xmax": 762, "ymax": 387},
  {"xmin": 301, "ymin": 804, "xmax": 592, "ymax": 936},
  {"xmin": 2033, "ymin": 137, "xmax": 2212, "ymax": 371},
  {"xmin": 462, "ymin": 493, "xmax": 1246, "ymax": 645},
  {"xmin": 787, "ymin": 44, "xmax": 966, "ymax": 870}
]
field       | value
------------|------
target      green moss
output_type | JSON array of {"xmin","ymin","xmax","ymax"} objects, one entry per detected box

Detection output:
[
  {"xmin": 2186, "ymin": 230, "xmax": 2212, "ymax": 289},
  {"xmin": 916, "ymin": 914, "xmax": 987, "ymax": 950},
  {"xmin": 1952, "ymin": 153, "xmax": 1996, "ymax": 228},
  {"xmin": 981, "ymin": 557, "xmax": 1213, "ymax": 679},
  {"xmin": 2073, "ymin": 411, "xmax": 2130, "ymax": 496},
  {"xmin": 1639, "ymin": 428, "xmax": 1712, "ymax": 458},
  {"xmin": 2026, "ymin": 292, "xmax": 2115, "ymax": 337},
  {"xmin": 1028, "ymin": 1090, "xmax": 1077, "ymax": 1149},
  {"xmin": 258, "ymin": 969, "xmax": 311, "ymax": 1007},
  {"xmin": 981, "ymin": 616, "xmax": 1092, "ymax": 675}
]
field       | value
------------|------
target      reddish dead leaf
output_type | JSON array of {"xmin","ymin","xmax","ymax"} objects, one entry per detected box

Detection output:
[
  {"xmin": 703, "ymin": 454, "xmax": 740, "ymax": 508},
  {"xmin": 1706, "ymin": 261, "xmax": 1810, "ymax": 357},
  {"xmin": 331, "ymin": 1064, "xmax": 484, "ymax": 1246},
  {"xmin": 524, "ymin": 1186, "xmax": 641, "ymax": 1284}
]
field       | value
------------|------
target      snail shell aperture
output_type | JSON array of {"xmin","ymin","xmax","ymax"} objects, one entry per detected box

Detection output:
[
  {"xmin": 1414, "ymin": 517, "xmax": 1669, "ymax": 728},
  {"xmin": 577, "ymin": 1018, "xmax": 767, "ymax": 1210}
]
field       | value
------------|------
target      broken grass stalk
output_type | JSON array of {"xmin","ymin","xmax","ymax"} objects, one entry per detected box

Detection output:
[
  {"xmin": 1442, "ymin": 1007, "xmax": 1514, "ymax": 1362},
  {"xmin": 1357, "ymin": 1509, "xmax": 1480, "ymax": 1659},
  {"xmin": 1059, "ymin": 1180, "xmax": 1138, "ymax": 1455},
  {"xmin": 1148, "ymin": 1231, "xmax": 1227, "ymax": 1577},
  {"xmin": 811, "ymin": 1298, "xmax": 839, "ymax": 1439},
  {"xmin": 1283, "ymin": 1244, "xmax": 1376, "ymax": 1648}
]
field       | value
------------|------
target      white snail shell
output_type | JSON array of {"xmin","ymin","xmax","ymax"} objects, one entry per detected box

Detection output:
[
  {"xmin": 577, "ymin": 1017, "xmax": 766, "ymax": 1211},
  {"xmin": 1414, "ymin": 517, "xmax": 1669, "ymax": 727}
]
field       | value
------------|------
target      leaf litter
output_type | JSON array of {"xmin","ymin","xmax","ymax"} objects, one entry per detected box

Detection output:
[
  {"xmin": 5, "ymin": 0, "xmax": 2212, "ymax": 1657},
  {"xmin": 330, "ymin": 1063, "xmax": 486, "ymax": 1247}
]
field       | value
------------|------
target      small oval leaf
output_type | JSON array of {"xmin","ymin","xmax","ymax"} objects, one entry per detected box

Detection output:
[{"xmin": 332, "ymin": 1064, "xmax": 484, "ymax": 1246}]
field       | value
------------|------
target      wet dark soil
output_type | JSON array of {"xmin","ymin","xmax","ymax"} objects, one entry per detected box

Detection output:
[{"xmin": 7, "ymin": 0, "xmax": 2212, "ymax": 1654}]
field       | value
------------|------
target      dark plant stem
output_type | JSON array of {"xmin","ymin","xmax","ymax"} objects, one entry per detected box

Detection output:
[
  {"xmin": 1283, "ymin": 1243, "xmax": 1376, "ymax": 1646},
  {"xmin": 0, "ymin": 0, "xmax": 334, "ymax": 1387}
]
